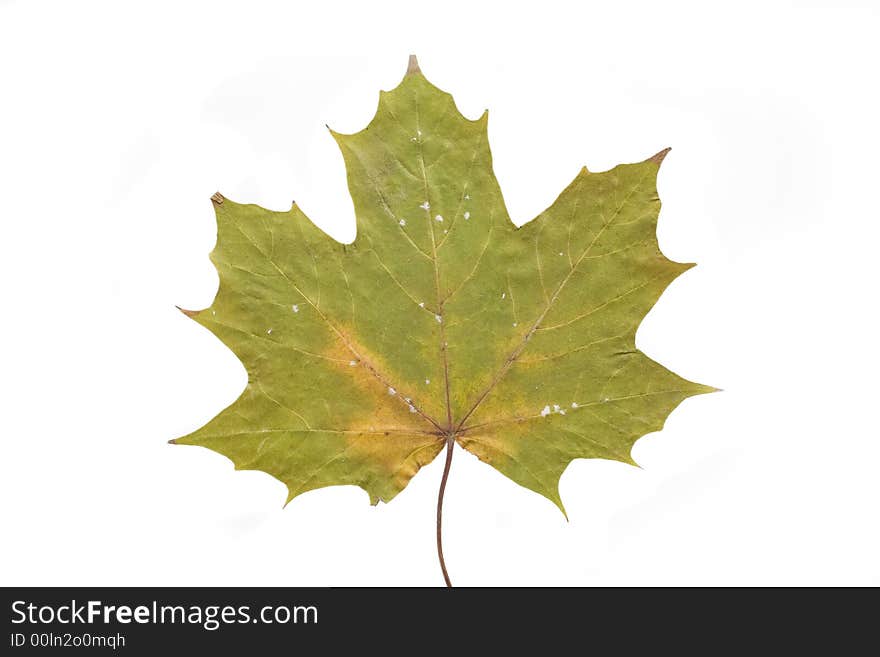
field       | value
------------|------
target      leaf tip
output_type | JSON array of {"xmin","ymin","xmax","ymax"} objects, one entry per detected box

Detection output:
[
  {"xmin": 175, "ymin": 305, "xmax": 201, "ymax": 319},
  {"xmin": 325, "ymin": 123, "xmax": 345, "ymax": 143},
  {"xmin": 549, "ymin": 489, "xmax": 569, "ymax": 521},
  {"xmin": 558, "ymin": 502, "xmax": 570, "ymax": 522},
  {"xmin": 647, "ymin": 147, "xmax": 671, "ymax": 165},
  {"xmin": 210, "ymin": 192, "xmax": 225, "ymax": 205},
  {"xmin": 406, "ymin": 54, "xmax": 421, "ymax": 76},
  {"xmin": 167, "ymin": 438, "xmax": 178, "ymax": 445}
]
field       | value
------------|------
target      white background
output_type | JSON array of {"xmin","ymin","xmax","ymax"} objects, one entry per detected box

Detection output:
[{"xmin": 2, "ymin": 0, "xmax": 878, "ymax": 586}]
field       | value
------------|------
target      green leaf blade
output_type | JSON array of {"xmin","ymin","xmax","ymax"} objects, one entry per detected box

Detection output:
[{"xmin": 173, "ymin": 60, "xmax": 713, "ymax": 515}]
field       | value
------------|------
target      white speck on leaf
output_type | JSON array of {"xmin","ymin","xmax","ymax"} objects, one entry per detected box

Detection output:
[
  {"xmin": 420, "ymin": 201, "xmax": 430, "ymax": 210},
  {"xmin": 418, "ymin": 302, "xmax": 425, "ymax": 308},
  {"xmin": 408, "ymin": 404, "xmax": 417, "ymax": 413},
  {"xmin": 425, "ymin": 379, "xmax": 430, "ymax": 385},
  {"xmin": 513, "ymin": 322, "xmax": 518, "ymax": 327},
  {"xmin": 435, "ymin": 215, "xmax": 443, "ymax": 222},
  {"xmin": 558, "ymin": 252, "xmax": 564, "ymax": 256},
  {"xmin": 388, "ymin": 387, "xmax": 397, "ymax": 396},
  {"xmin": 399, "ymin": 219, "xmax": 406, "ymax": 226},
  {"xmin": 434, "ymin": 314, "xmax": 442, "ymax": 323},
  {"xmin": 571, "ymin": 402, "xmax": 578, "ymax": 409},
  {"xmin": 349, "ymin": 360, "xmax": 357, "ymax": 366},
  {"xmin": 464, "ymin": 193, "xmax": 470, "ymax": 200},
  {"xmin": 292, "ymin": 304, "xmax": 299, "ymax": 313},
  {"xmin": 553, "ymin": 404, "xmax": 561, "ymax": 412},
  {"xmin": 463, "ymin": 211, "xmax": 470, "ymax": 220},
  {"xmin": 540, "ymin": 405, "xmax": 551, "ymax": 417},
  {"xmin": 267, "ymin": 328, "xmax": 272, "ymax": 335},
  {"xmin": 501, "ymin": 292, "xmax": 506, "ymax": 299}
]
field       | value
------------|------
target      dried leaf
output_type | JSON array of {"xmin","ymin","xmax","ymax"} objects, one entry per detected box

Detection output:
[{"xmin": 173, "ymin": 57, "xmax": 713, "ymax": 571}]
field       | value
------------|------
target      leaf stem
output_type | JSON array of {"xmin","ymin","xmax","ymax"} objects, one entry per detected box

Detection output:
[{"xmin": 436, "ymin": 435, "xmax": 455, "ymax": 587}]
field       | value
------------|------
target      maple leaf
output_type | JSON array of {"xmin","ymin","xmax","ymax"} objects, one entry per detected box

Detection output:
[{"xmin": 172, "ymin": 56, "xmax": 714, "ymax": 585}]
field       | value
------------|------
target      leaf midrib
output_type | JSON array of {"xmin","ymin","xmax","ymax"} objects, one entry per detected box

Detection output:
[{"xmin": 414, "ymin": 96, "xmax": 454, "ymax": 432}]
